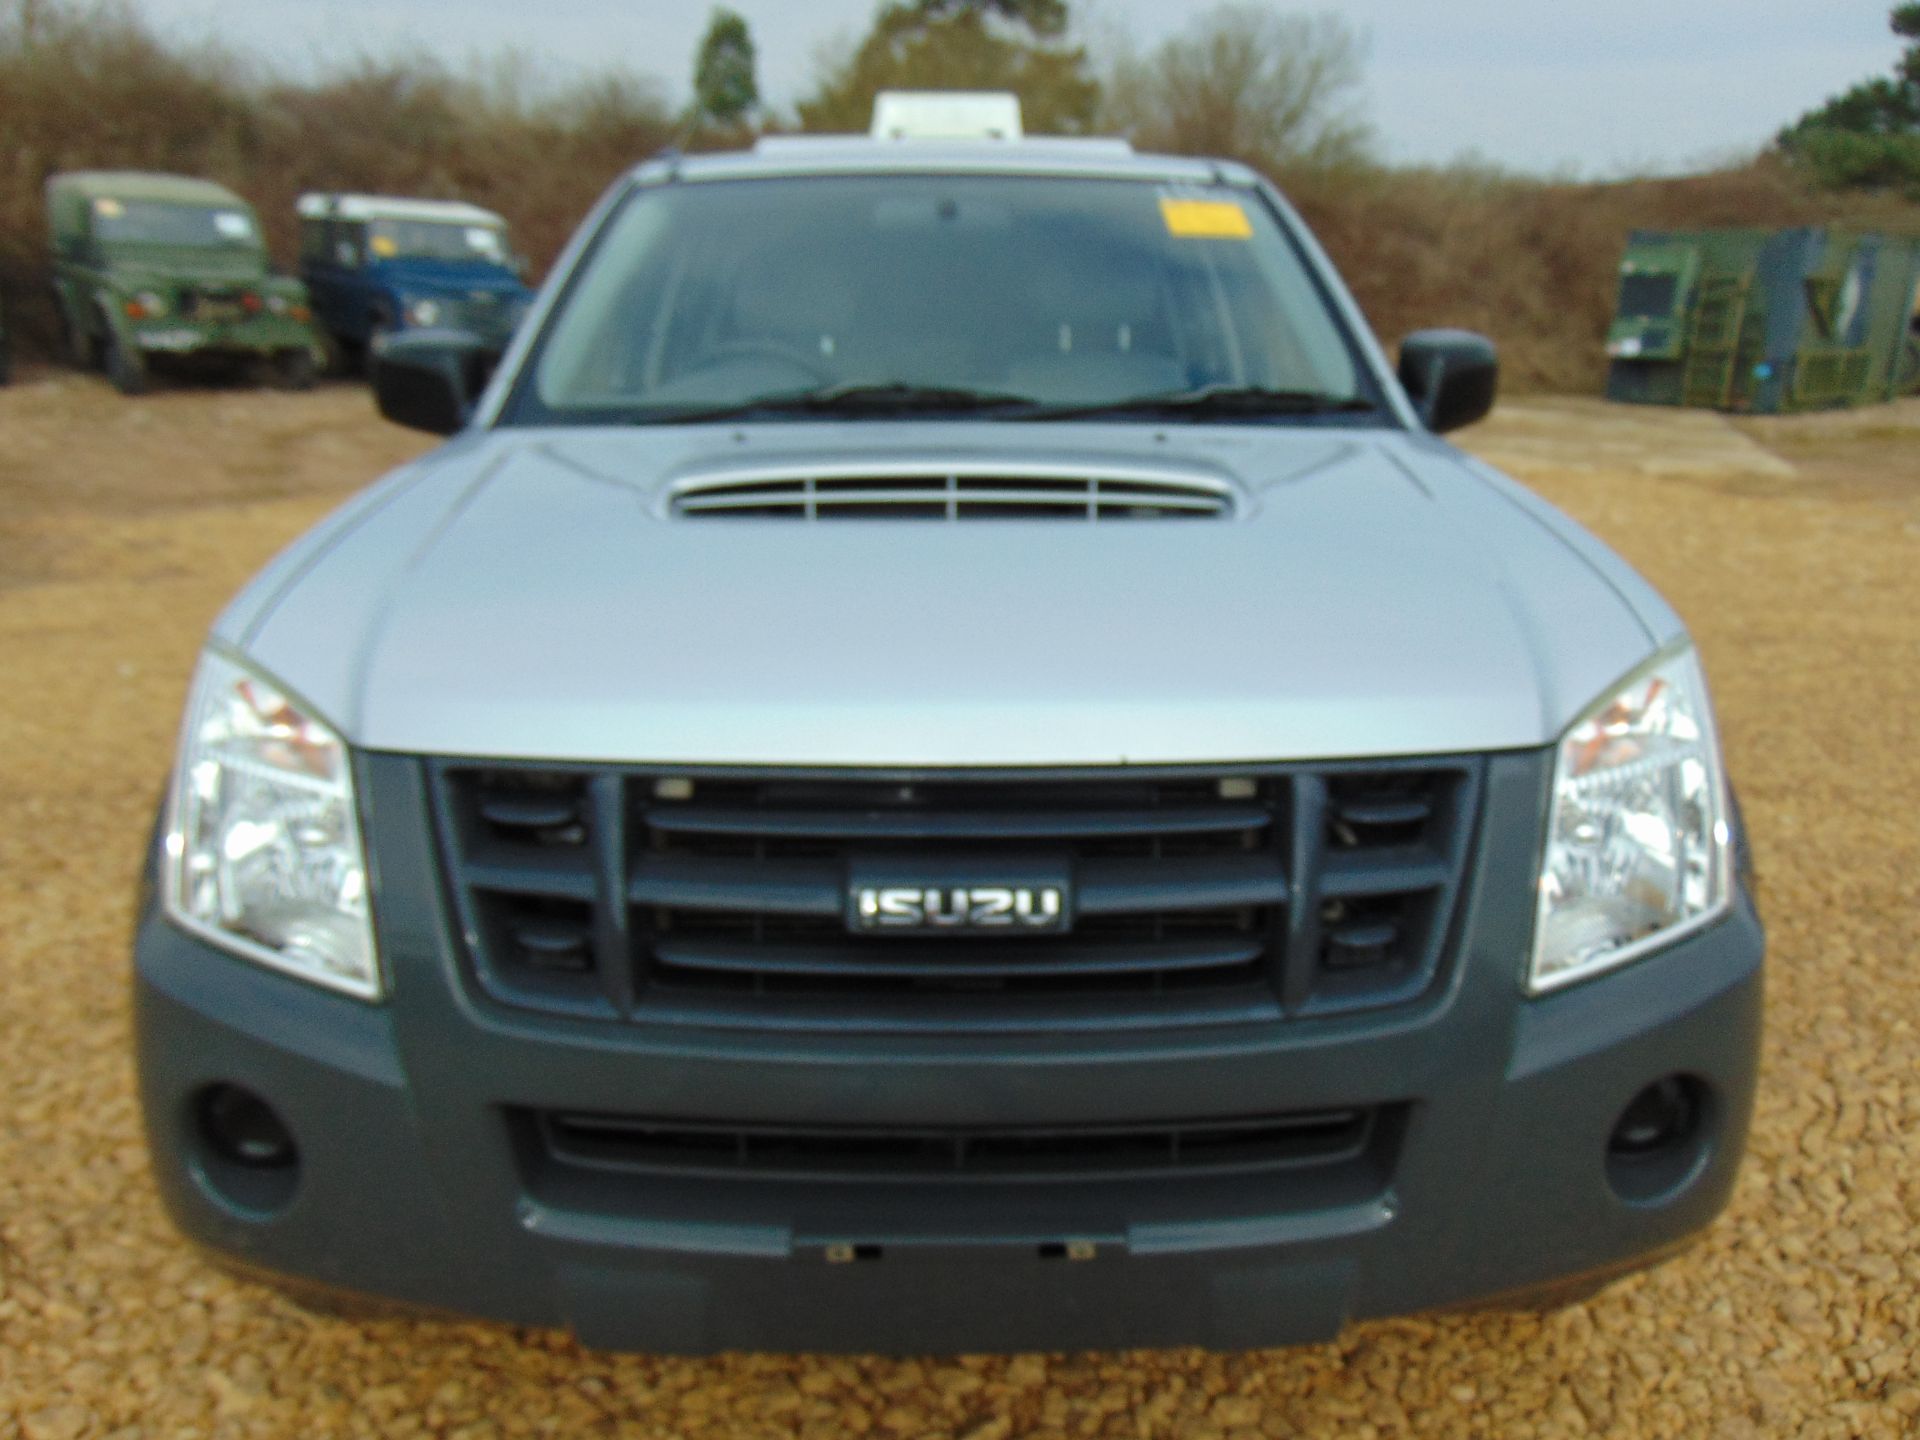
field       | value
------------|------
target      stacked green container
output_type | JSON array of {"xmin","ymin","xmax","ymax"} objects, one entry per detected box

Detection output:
[{"xmin": 1605, "ymin": 227, "xmax": 1920, "ymax": 414}]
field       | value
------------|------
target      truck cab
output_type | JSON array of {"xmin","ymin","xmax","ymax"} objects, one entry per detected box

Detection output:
[{"xmin": 296, "ymin": 193, "xmax": 532, "ymax": 365}]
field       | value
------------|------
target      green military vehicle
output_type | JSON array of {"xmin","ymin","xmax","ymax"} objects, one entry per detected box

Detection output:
[{"xmin": 47, "ymin": 171, "xmax": 325, "ymax": 395}]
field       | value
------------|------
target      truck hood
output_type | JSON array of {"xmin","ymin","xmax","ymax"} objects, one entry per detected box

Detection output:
[
  {"xmin": 100, "ymin": 245, "xmax": 270, "ymax": 286},
  {"xmin": 222, "ymin": 424, "xmax": 1682, "ymax": 766},
  {"xmin": 368, "ymin": 256, "xmax": 530, "ymax": 301}
]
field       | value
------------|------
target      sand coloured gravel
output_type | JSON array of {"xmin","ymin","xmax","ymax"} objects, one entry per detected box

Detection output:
[{"xmin": 1, "ymin": 373, "xmax": 1917, "ymax": 1438}]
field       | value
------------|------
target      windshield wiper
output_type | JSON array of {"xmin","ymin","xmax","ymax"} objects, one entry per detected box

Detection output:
[
  {"xmin": 1015, "ymin": 385, "xmax": 1377, "ymax": 421},
  {"xmin": 637, "ymin": 382, "xmax": 1040, "ymax": 424}
]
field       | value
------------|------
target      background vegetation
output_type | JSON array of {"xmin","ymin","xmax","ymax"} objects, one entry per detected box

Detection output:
[
  {"xmin": 1778, "ymin": 4, "xmax": 1920, "ymax": 198},
  {"xmin": 3, "ymin": 0, "xmax": 1916, "ymax": 393}
]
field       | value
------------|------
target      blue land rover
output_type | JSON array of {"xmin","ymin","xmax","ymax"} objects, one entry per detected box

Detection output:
[{"xmin": 296, "ymin": 193, "xmax": 532, "ymax": 366}]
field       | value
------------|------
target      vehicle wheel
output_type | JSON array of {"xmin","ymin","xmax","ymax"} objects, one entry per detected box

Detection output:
[
  {"xmin": 364, "ymin": 318, "xmax": 395, "ymax": 373},
  {"xmin": 316, "ymin": 329, "xmax": 351, "ymax": 378},
  {"xmin": 273, "ymin": 348, "xmax": 318, "ymax": 391},
  {"xmin": 102, "ymin": 323, "xmax": 149, "ymax": 396},
  {"xmin": 59, "ymin": 297, "xmax": 97, "ymax": 370}
]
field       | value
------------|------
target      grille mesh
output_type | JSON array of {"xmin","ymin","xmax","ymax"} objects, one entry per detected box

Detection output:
[
  {"xmin": 524, "ymin": 1106, "xmax": 1391, "ymax": 1184},
  {"xmin": 432, "ymin": 760, "xmax": 1480, "ymax": 1031}
]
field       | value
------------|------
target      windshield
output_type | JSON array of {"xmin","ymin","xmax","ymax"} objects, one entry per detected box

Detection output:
[
  {"xmin": 370, "ymin": 218, "xmax": 510, "ymax": 264},
  {"xmin": 92, "ymin": 198, "xmax": 260, "ymax": 249},
  {"xmin": 512, "ymin": 174, "xmax": 1371, "ymax": 424}
]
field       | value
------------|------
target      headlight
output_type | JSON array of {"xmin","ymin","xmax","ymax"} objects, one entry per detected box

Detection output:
[
  {"xmin": 407, "ymin": 298, "xmax": 442, "ymax": 327},
  {"xmin": 134, "ymin": 291, "xmax": 168, "ymax": 318},
  {"xmin": 163, "ymin": 650, "xmax": 380, "ymax": 999},
  {"xmin": 266, "ymin": 293, "xmax": 289, "ymax": 315},
  {"xmin": 1529, "ymin": 643, "xmax": 1732, "ymax": 993}
]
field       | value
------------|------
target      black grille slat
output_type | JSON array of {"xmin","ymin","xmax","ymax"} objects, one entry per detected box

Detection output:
[
  {"xmin": 530, "ymin": 1106, "xmax": 1383, "ymax": 1183},
  {"xmin": 431, "ymin": 760, "xmax": 1480, "ymax": 1029},
  {"xmin": 1319, "ymin": 852, "xmax": 1451, "ymax": 898},
  {"xmin": 653, "ymin": 934, "xmax": 1268, "ymax": 980},
  {"xmin": 478, "ymin": 794, "xmax": 585, "ymax": 830},
  {"xmin": 645, "ymin": 803, "xmax": 1272, "ymax": 842},
  {"xmin": 463, "ymin": 852, "xmax": 598, "ymax": 901},
  {"xmin": 1074, "ymin": 856, "xmax": 1287, "ymax": 914},
  {"xmin": 1334, "ymin": 798, "xmax": 1432, "ymax": 828},
  {"xmin": 629, "ymin": 854, "xmax": 846, "ymax": 915}
]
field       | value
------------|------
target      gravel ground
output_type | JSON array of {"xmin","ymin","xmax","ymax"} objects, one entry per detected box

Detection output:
[{"xmin": 1, "ymin": 374, "xmax": 1917, "ymax": 1439}]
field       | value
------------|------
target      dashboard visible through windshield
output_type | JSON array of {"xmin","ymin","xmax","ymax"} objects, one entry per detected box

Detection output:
[{"xmin": 507, "ymin": 174, "xmax": 1378, "ymax": 425}]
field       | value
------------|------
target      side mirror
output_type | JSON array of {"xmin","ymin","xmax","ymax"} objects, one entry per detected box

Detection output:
[
  {"xmin": 1397, "ymin": 330, "xmax": 1498, "ymax": 434},
  {"xmin": 372, "ymin": 329, "xmax": 501, "ymax": 436}
]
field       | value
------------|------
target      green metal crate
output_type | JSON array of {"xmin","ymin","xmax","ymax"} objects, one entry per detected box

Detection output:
[{"xmin": 1605, "ymin": 226, "xmax": 1920, "ymax": 414}]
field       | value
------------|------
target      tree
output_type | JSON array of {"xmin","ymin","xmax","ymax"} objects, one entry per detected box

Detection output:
[
  {"xmin": 1102, "ymin": 6, "xmax": 1372, "ymax": 172},
  {"xmin": 692, "ymin": 7, "xmax": 757, "ymax": 128},
  {"xmin": 910, "ymin": 0, "xmax": 1069, "ymax": 39},
  {"xmin": 798, "ymin": 2, "xmax": 1099, "ymax": 135},
  {"xmin": 1777, "ymin": 5, "xmax": 1920, "ymax": 194}
]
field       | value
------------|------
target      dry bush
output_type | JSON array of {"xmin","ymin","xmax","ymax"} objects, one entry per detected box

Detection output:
[
  {"xmin": 1286, "ymin": 157, "xmax": 1920, "ymax": 393},
  {"xmin": 0, "ymin": 0, "xmax": 672, "ymax": 356},
  {"xmin": 3, "ymin": 0, "xmax": 1915, "ymax": 391}
]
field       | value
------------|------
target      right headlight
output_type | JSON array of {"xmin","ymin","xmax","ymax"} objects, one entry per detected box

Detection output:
[
  {"xmin": 406, "ymin": 297, "xmax": 443, "ymax": 327},
  {"xmin": 162, "ymin": 649, "xmax": 380, "ymax": 999},
  {"xmin": 1529, "ymin": 642, "xmax": 1733, "ymax": 993}
]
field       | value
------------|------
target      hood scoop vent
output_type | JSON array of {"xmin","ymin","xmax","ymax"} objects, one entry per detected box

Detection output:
[{"xmin": 668, "ymin": 466, "xmax": 1235, "ymax": 521}]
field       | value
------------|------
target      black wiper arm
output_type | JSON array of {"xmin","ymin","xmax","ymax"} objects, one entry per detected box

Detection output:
[
  {"xmin": 785, "ymin": 382, "xmax": 1040, "ymax": 412},
  {"xmin": 636, "ymin": 382, "xmax": 1040, "ymax": 424},
  {"xmin": 1016, "ymin": 385, "xmax": 1377, "ymax": 421}
]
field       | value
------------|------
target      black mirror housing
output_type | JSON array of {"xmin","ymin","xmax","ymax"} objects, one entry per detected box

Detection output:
[
  {"xmin": 372, "ymin": 329, "xmax": 502, "ymax": 436},
  {"xmin": 1397, "ymin": 330, "xmax": 1499, "ymax": 434}
]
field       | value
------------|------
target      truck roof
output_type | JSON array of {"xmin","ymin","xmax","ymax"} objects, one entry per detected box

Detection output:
[
  {"xmin": 296, "ymin": 193, "xmax": 510, "ymax": 227},
  {"xmin": 46, "ymin": 170, "xmax": 249, "ymax": 208},
  {"xmin": 650, "ymin": 136, "xmax": 1234, "ymax": 187}
]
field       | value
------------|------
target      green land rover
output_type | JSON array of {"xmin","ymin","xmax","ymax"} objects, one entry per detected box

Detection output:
[{"xmin": 47, "ymin": 171, "xmax": 324, "ymax": 395}]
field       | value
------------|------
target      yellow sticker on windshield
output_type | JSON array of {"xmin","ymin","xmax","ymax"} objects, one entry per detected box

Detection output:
[
  {"xmin": 369, "ymin": 234, "xmax": 398, "ymax": 258},
  {"xmin": 1161, "ymin": 198, "xmax": 1252, "ymax": 239}
]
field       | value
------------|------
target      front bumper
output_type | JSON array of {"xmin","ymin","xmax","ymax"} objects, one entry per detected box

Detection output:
[
  {"xmin": 133, "ymin": 752, "xmax": 1764, "ymax": 1354},
  {"xmin": 131, "ymin": 314, "xmax": 319, "ymax": 357}
]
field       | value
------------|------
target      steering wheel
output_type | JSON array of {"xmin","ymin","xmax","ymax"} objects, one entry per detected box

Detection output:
[{"xmin": 700, "ymin": 338, "xmax": 834, "ymax": 383}]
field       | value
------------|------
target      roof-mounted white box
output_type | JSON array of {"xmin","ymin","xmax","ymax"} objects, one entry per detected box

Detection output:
[{"xmin": 870, "ymin": 91, "xmax": 1024, "ymax": 141}]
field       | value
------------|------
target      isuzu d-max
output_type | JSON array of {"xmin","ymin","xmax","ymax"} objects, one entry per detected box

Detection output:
[{"xmin": 135, "ymin": 94, "xmax": 1763, "ymax": 1355}]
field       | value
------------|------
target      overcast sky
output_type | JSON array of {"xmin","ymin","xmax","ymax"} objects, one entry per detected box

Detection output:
[{"xmin": 124, "ymin": 0, "xmax": 1902, "ymax": 176}]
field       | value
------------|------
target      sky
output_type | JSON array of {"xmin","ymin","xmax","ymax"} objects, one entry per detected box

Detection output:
[{"xmin": 122, "ymin": 0, "xmax": 1905, "ymax": 177}]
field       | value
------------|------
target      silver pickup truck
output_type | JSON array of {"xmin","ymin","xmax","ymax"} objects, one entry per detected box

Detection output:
[{"xmin": 135, "ymin": 94, "xmax": 1762, "ymax": 1355}]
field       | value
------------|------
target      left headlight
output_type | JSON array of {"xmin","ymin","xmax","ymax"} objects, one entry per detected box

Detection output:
[
  {"xmin": 163, "ymin": 650, "xmax": 380, "ymax": 999},
  {"xmin": 1529, "ymin": 642, "xmax": 1733, "ymax": 994},
  {"xmin": 406, "ymin": 298, "xmax": 442, "ymax": 327}
]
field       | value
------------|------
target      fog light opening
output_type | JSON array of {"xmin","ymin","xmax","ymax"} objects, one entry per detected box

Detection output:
[
  {"xmin": 199, "ymin": 1084, "xmax": 297, "ymax": 1168},
  {"xmin": 190, "ymin": 1084, "xmax": 301, "ymax": 1215},
  {"xmin": 1606, "ymin": 1074, "xmax": 1713, "ymax": 1206}
]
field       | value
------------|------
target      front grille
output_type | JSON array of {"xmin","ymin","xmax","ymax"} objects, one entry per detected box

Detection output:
[
  {"xmin": 181, "ymin": 290, "xmax": 248, "ymax": 322},
  {"xmin": 519, "ymin": 1105, "xmax": 1396, "ymax": 1184},
  {"xmin": 669, "ymin": 468, "xmax": 1234, "ymax": 521},
  {"xmin": 431, "ymin": 760, "xmax": 1481, "ymax": 1031}
]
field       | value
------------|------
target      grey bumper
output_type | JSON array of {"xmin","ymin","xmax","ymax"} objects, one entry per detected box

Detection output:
[{"xmin": 133, "ymin": 752, "xmax": 1764, "ymax": 1355}]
